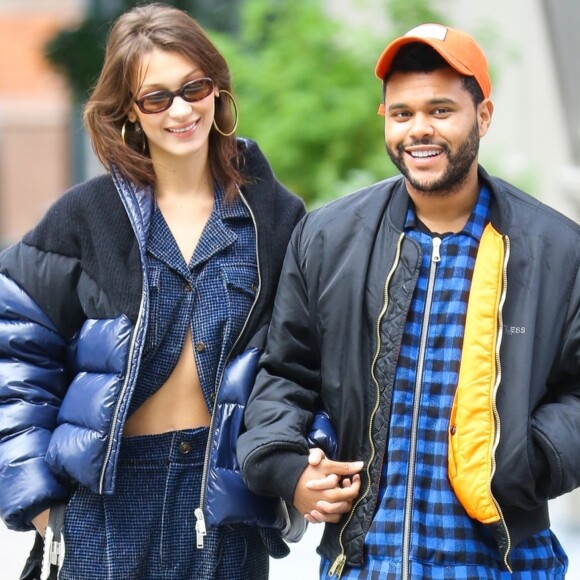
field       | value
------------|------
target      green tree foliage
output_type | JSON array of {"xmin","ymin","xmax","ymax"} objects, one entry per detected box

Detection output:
[
  {"xmin": 215, "ymin": 0, "xmax": 388, "ymax": 205},
  {"xmin": 44, "ymin": 16, "xmax": 109, "ymax": 100},
  {"xmin": 45, "ymin": 0, "xmax": 238, "ymax": 101},
  {"xmin": 386, "ymin": 0, "xmax": 444, "ymax": 33},
  {"xmin": 215, "ymin": 0, "xmax": 447, "ymax": 205}
]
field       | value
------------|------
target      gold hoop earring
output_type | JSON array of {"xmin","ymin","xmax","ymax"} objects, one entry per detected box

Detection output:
[
  {"xmin": 121, "ymin": 120, "xmax": 129, "ymax": 145},
  {"xmin": 213, "ymin": 90, "xmax": 239, "ymax": 137},
  {"xmin": 121, "ymin": 120, "xmax": 147, "ymax": 152}
]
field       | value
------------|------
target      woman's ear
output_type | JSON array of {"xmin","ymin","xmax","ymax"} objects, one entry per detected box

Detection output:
[{"xmin": 127, "ymin": 108, "xmax": 138, "ymax": 123}]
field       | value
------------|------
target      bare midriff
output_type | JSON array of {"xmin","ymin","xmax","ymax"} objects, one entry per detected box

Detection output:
[{"xmin": 123, "ymin": 328, "xmax": 211, "ymax": 436}]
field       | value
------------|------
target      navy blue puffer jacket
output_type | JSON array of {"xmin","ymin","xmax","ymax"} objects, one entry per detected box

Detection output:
[{"xmin": 0, "ymin": 139, "xmax": 305, "ymax": 533}]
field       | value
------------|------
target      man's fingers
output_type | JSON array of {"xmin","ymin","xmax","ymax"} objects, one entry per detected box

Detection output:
[
  {"xmin": 347, "ymin": 474, "xmax": 361, "ymax": 495},
  {"xmin": 293, "ymin": 458, "xmax": 363, "ymax": 520},
  {"xmin": 305, "ymin": 473, "xmax": 339, "ymax": 490},
  {"xmin": 321, "ymin": 458, "xmax": 364, "ymax": 475},
  {"xmin": 308, "ymin": 447, "xmax": 325, "ymax": 465},
  {"xmin": 308, "ymin": 510, "xmax": 342, "ymax": 524},
  {"xmin": 315, "ymin": 500, "xmax": 352, "ymax": 514},
  {"xmin": 315, "ymin": 479, "xmax": 360, "ymax": 506}
]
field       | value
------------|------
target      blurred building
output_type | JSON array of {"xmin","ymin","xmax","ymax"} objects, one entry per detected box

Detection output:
[
  {"xmin": 0, "ymin": 0, "xmax": 85, "ymax": 247},
  {"xmin": 1, "ymin": 0, "xmax": 579, "ymax": 246}
]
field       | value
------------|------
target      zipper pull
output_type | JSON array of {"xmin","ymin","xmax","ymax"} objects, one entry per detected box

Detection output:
[
  {"xmin": 432, "ymin": 236, "xmax": 441, "ymax": 263},
  {"xmin": 40, "ymin": 524, "xmax": 54, "ymax": 580},
  {"xmin": 195, "ymin": 508, "xmax": 207, "ymax": 549},
  {"xmin": 328, "ymin": 553, "xmax": 346, "ymax": 578}
]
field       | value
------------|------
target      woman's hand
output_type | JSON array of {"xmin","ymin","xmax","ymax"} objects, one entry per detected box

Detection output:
[{"xmin": 32, "ymin": 508, "xmax": 50, "ymax": 538}]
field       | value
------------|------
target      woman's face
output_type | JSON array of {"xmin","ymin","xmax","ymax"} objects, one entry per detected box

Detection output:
[{"xmin": 129, "ymin": 48, "xmax": 218, "ymax": 167}]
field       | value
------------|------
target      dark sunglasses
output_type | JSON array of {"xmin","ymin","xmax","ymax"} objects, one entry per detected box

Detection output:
[{"xmin": 134, "ymin": 77, "xmax": 215, "ymax": 114}]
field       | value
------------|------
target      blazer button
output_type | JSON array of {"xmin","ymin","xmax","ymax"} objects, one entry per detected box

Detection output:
[
  {"xmin": 196, "ymin": 341, "xmax": 206, "ymax": 352},
  {"xmin": 184, "ymin": 282, "xmax": 193, "ymax": 292}
]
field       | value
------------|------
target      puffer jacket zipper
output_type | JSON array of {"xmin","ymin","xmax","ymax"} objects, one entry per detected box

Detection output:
[
  {"xmin": 195, "ymin": 189, "xmax": 262, "ymax": 548},
  {"xmin": 401, "ymin": 236, "xmax": 441, "ymax": 579},
  {"xmin": 99, "ymin": 176, "xmax": 151, "ymax": 494},
  {"xmin": 490, "ymin": 235, "xmax": 512, "ymax": 571},
  {"xmin": 98, "ymin": 293, "xmax": 148, "ymax": 494},
  {"xmin": 39, "ymin": 176, "xmax": 151, "ymax": 578},
  {"xmin": 328, "ymin": 233, "xmax": 405, "ymax": 578}
]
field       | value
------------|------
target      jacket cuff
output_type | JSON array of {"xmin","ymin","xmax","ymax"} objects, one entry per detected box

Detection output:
[{"xmin": 244, "ymin": 450, "xmax": 309, "ymax": 505}]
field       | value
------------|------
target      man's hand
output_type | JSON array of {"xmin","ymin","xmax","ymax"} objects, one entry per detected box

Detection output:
[{"xmin": 293, "ymin": 448, "xmax": 363, "ymax": 524}]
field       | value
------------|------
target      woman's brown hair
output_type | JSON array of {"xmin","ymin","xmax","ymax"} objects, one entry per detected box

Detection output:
[{"xmin": 84, "ymin": 3, "xmax": 243, "ymax": 200}]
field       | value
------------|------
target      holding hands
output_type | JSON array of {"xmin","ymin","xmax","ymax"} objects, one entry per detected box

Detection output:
[{"xmin": 293, "ymin": 448, "xmax": 363, "ymax": 524}]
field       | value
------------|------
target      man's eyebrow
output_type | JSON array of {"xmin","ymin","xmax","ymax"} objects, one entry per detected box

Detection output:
[{"xmin": 387, "ymin": 97, "xmax": 458, "ymax": 112}]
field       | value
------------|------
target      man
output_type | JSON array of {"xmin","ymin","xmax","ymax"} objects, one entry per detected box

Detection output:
[{"xmin": 238, "ymin": 23, "xmax": 580, "ymax": 578}]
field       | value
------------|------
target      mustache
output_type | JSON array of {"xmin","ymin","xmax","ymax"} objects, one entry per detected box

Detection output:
[{"xmin": 397, "ymin": 138, "xmax": 450, "ymax": 154}]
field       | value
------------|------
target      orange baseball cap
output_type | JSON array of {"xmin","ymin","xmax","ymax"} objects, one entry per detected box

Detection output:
[{"xmin": 375, "ymin": 23, "xmax": 491, "ymax": 98}]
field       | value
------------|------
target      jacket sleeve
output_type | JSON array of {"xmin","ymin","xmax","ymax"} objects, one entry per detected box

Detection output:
[
  {"xmin": 238, "ymin": 219, "xmax": 320, "ymax": 504},
  {"xmin": 0, "ymin": 271, "xmax": 70, "ymax": 531},
  {"xmin": 531, "ymin": 262, "xmax": 580, "ymax": 500}
]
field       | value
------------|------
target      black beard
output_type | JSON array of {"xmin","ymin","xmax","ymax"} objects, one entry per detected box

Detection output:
[{"xmin": 386, "ymin": 119, "xmax": 480, "ymax": 196}]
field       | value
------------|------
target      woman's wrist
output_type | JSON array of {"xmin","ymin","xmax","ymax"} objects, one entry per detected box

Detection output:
[{"xmin": 32, "ymin": 508, "xmax": 50, "ymax": 538}]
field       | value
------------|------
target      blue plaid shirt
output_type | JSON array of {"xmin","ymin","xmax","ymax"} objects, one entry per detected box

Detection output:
[
  {"xmin": 129, "ymin": 185, "xmax": 257, "ymax": 416},
  {"xmin": 322, "ymin": 187, "xmax": 566, "ymax": 579}
]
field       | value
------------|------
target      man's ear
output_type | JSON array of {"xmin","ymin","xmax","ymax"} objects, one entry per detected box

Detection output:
[{"xmin": 478, "ymin": 98, "xmax": 494, "ymax": 137}]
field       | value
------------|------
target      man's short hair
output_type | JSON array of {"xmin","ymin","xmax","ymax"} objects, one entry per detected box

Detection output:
[{"xmin": 384, "ymin": 43, "xmax": 485, "ymax": 106}]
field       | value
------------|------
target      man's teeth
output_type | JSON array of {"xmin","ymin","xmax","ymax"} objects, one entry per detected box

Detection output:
[{"xmin": 411, "ymin": 150, "xmax": 439, "ymax": 158}]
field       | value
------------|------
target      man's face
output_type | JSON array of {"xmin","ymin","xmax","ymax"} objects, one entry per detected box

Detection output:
[{"xmin": 383, "ymin": 67, "xmax": 492, "ymax": 198}]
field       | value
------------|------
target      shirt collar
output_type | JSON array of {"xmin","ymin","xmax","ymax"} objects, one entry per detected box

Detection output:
[
  {"xmin": 148, "ymin": 183, "xmax": 248, "ymax": 272},
  {"xmin": 404, "ymin": 185, "xmax": 492, "ymax": 242}
]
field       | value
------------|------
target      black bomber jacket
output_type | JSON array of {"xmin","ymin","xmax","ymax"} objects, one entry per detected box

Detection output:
[{"xmin": 238, "ymin": 167, "xmax": 580, "ymax": 575}]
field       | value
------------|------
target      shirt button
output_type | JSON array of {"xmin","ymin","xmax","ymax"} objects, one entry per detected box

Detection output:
[
  {"xmin": 196, "ymin": 341, "xmax": 206, "ymax": 353},
  {"xmin": 184, "ymin": 282, "xmax": 193, "ymax": 292},
  {"xmin": 179, "ymin": 441, "xmax": 191, "ymax": 454},
  {"xmin": 450, "ymin": 425, "xmax": 457, "ymax": 436},
  {"xmin": 251, "ymin": 283, "xmax": 258, "ymax": 293}
]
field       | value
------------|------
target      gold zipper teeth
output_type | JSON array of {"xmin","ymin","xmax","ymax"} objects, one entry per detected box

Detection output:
[
  {"xmin": 329, "ymin": 233, "xmax": 406, "ymax": 579},
  {"xmin": 490, "ymin": 234, "xmax": 512, "ymax": 571}
]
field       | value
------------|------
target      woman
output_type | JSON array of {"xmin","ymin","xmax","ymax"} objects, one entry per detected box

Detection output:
[{"xmin": 0, "ymin": 3, "xmax": 305, "ymax": 579}]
